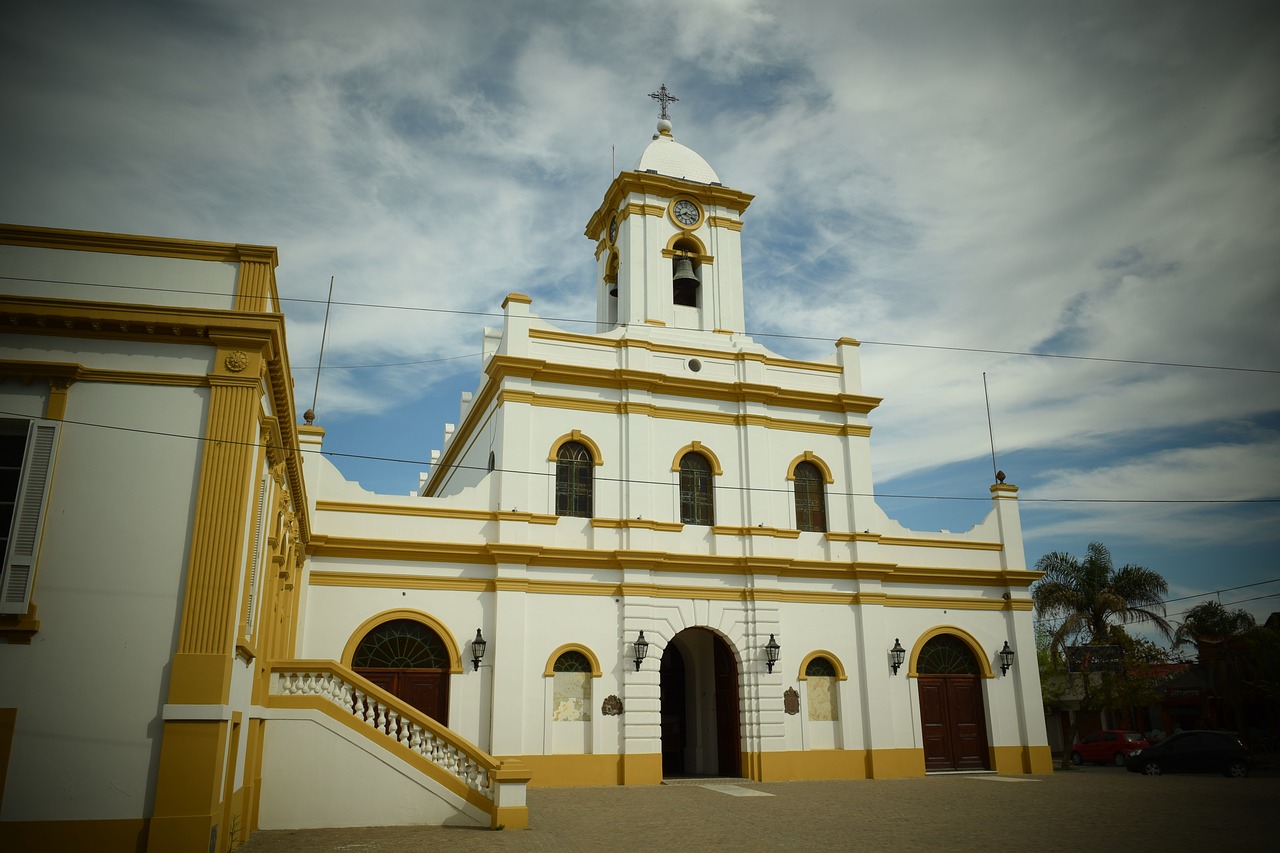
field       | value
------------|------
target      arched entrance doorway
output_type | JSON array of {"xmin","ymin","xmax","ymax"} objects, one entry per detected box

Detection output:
[
  {"xmin": 917, "ymin": 634, "xmax": 989, "ymax": 771},
  {"xmin": 660, "ymin": 628, "xmax": 741, "ymax": 778},
  {"xmin": 352, "ymin": 618, "xmax": 451, "ymax": 724}
]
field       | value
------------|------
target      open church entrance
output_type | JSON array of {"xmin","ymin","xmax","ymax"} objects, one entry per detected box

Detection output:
[
  {"xmin": 352, "ymin": 618, "xmax": 450, "ymax": 724},
  {"xmin": 917, "ymin": 634, "xmax": 989, "ymax": 771},
  {"xmin": 660, "ymin": 628, "xmax": 741, "ymax": 778}
]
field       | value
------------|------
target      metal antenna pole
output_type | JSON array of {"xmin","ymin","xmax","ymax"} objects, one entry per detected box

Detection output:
[
  {"xmin": 310, "ymin": 275, "xmax": 335, "ymax": 417},
  {"xmin": 983, "ymin": 372, "xmax": 999, "ymax": 481}
]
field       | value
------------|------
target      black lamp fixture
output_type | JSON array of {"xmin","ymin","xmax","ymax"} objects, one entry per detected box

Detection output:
[
  {"xmin": 764, "ymin": 634, "xmax": 780, "ymax": 674},
  {"xmin": 999, "ymin": 640, "xmax": 1015, "ymax": 675},
  {"xmin": 633, "ymin": 631, "xmax": 649, "ymax": 671},
  {"xmin": 890, "ymin": 638, "xmax": 906, "ymax": 675},
  {"xmin": 471, "ymin": 629, "xmax": 487, "ymax": 671}
]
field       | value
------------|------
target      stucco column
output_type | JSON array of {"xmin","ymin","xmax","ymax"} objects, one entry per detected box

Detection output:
[
  {"xmin": 487, "ymin": 546, "xmax": 536, "ymax": 757},
  {"xmin": 619, "ymin": 561, "xmax": 662, "ymax": 784},
  {"xmin": 150, "ymin": 337, "xmax": 266, "ymax": 852}
]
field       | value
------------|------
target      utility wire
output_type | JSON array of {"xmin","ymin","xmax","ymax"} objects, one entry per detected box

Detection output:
[
  {"xmin": 6, "ymin": 409, "xmax": 1278, "ymax": 506},
  {"xmin": 6, "ymin": 274, "xmax": 1278, "ymax": 376}
]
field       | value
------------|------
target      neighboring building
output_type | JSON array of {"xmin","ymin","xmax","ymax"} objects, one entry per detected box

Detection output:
[{"xmin": 1, "ymin": 115, "xmax": 1050, "ymax": 851}]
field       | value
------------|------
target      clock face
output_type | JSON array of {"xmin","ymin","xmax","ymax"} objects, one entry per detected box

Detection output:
[
  {"xmin": 609, "ymin": 217, "xmax": 618, "ymax": 244},
  {"xmin": 672, "ymin": 199, "xmax": 700, "ymax": 227}
]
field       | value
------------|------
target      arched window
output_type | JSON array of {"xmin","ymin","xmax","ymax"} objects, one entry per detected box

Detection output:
[
  {"xmin": 918, "ymin": 635, "xmax": 980, "ymax": 674},
  {"xmin": 804, "ymin": 655, "xmax": 839, "ymax": 721},
  {"xmin": 679, "ymin": 452, "xmax": 714, "ymax": 526},
  {"xmin": 552, "ymin": 650, "xmax": 592, "ymax": 722},
  {"xmin": 352, "ymin": 619, "xmax": 450, "ymax": 669},
  {"xmin": 793, "ymin": 461, "xmax": 826, "ymax": 532},
  {"xmin": 555, "ymin": 441, "xmax": 593, "ymax": 517}
]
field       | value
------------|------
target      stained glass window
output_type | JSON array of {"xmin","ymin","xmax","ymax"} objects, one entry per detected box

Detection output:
[
  {"xmin": 794, "ymin": 461, "xmax": 826, "ymax": 532},
  {"xmin": 679, "ymin": 452, "xmax": 714, "ymax": 526},
  {"xmin": 555, "ymin": 441, "xmax": 593, "ymax": 518}
]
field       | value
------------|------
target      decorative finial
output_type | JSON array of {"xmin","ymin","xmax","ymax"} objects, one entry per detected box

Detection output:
[
  {"xmin": 303, "ymin": 408, "xmax": 315, "ymax": 425},
  {"xmin": 648, "ymin": 83, "xmax": 679, "ymax": 121},
  {"xmin": 995, "ymin": 470, "xmax": 1006, "ymax": 484}
]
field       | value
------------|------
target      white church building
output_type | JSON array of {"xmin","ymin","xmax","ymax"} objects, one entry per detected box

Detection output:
[{"xmin": 0, "ymin": 111, "xmax": 1050, "ymax": 851}]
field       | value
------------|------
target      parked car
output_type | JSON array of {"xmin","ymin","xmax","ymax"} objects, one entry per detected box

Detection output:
[
  {"xmin": 1124, "ymin": 730, "xmax": 1253, "ymax": 778},
  {"xmin": 1071, "ymin": 730, "xmax": 1150, "ymax": 766}
]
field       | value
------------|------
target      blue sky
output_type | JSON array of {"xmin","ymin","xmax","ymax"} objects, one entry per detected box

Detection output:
[{"xmin": 3, "ymin": 1, "xmax": 1278, "ymax": 642}]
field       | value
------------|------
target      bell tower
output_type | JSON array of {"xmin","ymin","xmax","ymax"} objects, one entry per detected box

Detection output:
[{"xmin": 585, "ymin": 88, "xmax": 754, "ymax": 336}]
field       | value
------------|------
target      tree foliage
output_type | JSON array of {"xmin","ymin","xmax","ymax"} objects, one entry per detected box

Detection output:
[
  {"xmin": 1032, "ymin": 542, "xmax": 1175, "ymax": 768},
  {"xmin": 1033, "ymin": 541, "xmax": 1172, "ymax": 661}
]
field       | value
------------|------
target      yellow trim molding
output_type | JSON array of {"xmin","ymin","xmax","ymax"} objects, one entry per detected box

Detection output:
[
  {"xmin": 907, "ymin": 625, "xmax": 995, "ymax": 679},
  {"xmin": 797, "ymin": 650, "xmax": 849, "ymax": 681},
  {"xmin": 341, "ymin": 608, "xmax": 465, "ymax": 674},
  {"xmin": 785, "ymin": 451, "xmax": 835, "ymax": 484},
  {"xmin": 670, "ymin": 440, "xmax": 723, "ymax": 474},
  {"xmin": 542, "ymin": 643, "xmax": 604, "ymax": 677},
  {"xmin": 547, "ymin": 429, "xmax": 604, "ymax": 465}
]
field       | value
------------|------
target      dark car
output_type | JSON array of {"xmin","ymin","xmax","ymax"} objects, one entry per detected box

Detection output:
[
  {"xmin": 1124, "ymin": 730, "xmax": 1253, "ymax": 778},
  {"xmin": 1071, "ymin": 730, "xmax": 1149, "ymax": 766}
]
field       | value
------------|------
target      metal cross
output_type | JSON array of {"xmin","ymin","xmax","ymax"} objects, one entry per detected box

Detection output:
[{"xmin": 648, "ymin": 84, "xmax": 679, "ymax": 121}]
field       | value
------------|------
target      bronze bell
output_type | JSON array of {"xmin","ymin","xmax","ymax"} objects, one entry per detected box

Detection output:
[{"xmin": 672, "ymin": 256, "xmax": 698, "ymax": 285}]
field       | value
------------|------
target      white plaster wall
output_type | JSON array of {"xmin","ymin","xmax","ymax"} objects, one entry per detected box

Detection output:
[
  {"xmin": 0, "ymin": 245, "xmax": 238, "ymax": 309},
  {"xmin": 256, "ymin": 712, "xmax": 486, "ymax": 829},
  {"xmin": 0, "ymin": 381, "xmax": 207, "ymax": 821},
  {"xmin": 1, "ymin": 333, "xmax": 214, "ymax": 378}
]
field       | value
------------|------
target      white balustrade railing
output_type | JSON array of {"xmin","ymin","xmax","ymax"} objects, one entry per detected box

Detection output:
[{"xmin": 269, "ymin": 665, "xmax": 493, "ymax": 797}]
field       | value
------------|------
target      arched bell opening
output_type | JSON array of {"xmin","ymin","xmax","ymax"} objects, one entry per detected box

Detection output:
[{"xmin": 671, "ymin": 238, "xmax": 701, "ymax": 308}]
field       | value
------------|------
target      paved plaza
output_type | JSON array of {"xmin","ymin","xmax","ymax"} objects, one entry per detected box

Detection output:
[{"xmin": 238, "ymin": 764, "xmax": 1275, "ymax": 852}]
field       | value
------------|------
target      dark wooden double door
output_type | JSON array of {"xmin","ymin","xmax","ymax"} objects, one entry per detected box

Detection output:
[
  {"xmin": 356, "ymin": 668, "xmax": 450, "ymax": 725},
  {"xmin": 919, "ymin": 674, "xmax": 988, "ymax": 771}
]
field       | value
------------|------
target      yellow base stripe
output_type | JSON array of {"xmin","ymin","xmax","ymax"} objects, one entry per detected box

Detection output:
[{"xmin": 0, "ymin": 818, "xmax": 148, "ymax": 853}]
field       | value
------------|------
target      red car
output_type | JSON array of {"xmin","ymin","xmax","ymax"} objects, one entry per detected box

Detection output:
[{"xmin": 1071, "ymin": 730, "xmax": 1150, "ymax": 766}]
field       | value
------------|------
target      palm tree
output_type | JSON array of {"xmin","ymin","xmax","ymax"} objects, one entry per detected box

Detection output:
[
  {"xmin": 1175, "ymin": 601, "xmax": 1257, "ymax": 734},
  {"xmin": 1033, "ymin": 542, "xmax": 1173, "ymax": 767},
  {"xmin": 1034, "ymin": 541, "xmax": 1173, "ymax": 660}
]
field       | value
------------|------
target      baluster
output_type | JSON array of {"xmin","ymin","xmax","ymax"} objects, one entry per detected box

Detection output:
[
  {"xmin": 399, "ymin": 718, "xmax": 412, "ymax": 747},
  {"xmin": 351, "ymin": 689, "xmax": 365, "ymax": 721},
  {"xmin": 388, "ymin": 710, "xmax": 401, "ymax": 741},
  {"xmin": 339, "ymin": 681, "xmax": 354, "ymax": 712},
  {"xmin": 374, "ymin": 703, "xmax": 387, "ymax": 734}
]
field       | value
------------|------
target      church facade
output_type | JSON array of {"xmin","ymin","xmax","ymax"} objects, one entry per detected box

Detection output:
[{"xmin": 0, "ymin": 115, "xmax": 1050, "ymax": 851}]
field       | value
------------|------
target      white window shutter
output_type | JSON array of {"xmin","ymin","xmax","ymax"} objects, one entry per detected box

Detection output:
[{"xmin": 1, "ymin": 420, "xmax": 59, "ymax": 614}]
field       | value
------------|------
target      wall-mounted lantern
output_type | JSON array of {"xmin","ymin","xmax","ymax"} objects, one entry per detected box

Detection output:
[
  {"xmin": 999, "ymin": 640, "xmax": 1015, "ymax": 675},
  {"xmin": 890, "ymin": 638, "xmax": 906, "ymax": 675},
  {"xmin": 764, "ymin": 634, "xmax": 780, "ymax": 673},
  {"xmin": 633, "ymin": 631, "xmax": 649, "ymax": 671},
  {"xmin": 471, "ymin": 629, "xmax": 487, "ymax": 671}
]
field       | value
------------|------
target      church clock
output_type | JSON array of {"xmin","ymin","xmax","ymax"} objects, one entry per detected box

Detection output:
[{"xmin": 671, "ymin": 198, "xmax": 701, "ymax": 229}]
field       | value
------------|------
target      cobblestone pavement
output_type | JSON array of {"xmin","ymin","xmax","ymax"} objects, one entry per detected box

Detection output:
[{"xmin": 237, "ymin": 765, "xmax": 1275, "ymax": 853}]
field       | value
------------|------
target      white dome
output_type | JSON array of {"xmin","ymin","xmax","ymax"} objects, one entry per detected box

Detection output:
[{"xmin": 634, "ymin": 125, "xmax": 719, "ymax": 184}]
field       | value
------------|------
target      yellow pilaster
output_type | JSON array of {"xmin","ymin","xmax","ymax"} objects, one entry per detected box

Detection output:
[{"xmin": 150, "ymin": 342, "xmax": 263, "ymax": 851}]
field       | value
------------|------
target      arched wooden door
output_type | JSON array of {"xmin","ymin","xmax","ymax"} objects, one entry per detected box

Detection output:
[
  {"xmin": 917, "ymin": 634, "xmax": 989, "ymax": 771},
  {"xmin": 352, "ymin": 619, "xmax": 451, "ymax": 724}
]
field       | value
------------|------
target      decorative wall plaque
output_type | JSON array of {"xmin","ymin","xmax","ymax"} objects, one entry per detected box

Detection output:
[
  {"xmin": 783, "ymin": 687, "xmax": 800, "ymax": 716},
  {"xmin": 601, "ymin": 694, "xmax": 624, "ymax": 716},
  {"xmin": 224, "ymin": 350, "xmax": 249, "ymax": 372}
]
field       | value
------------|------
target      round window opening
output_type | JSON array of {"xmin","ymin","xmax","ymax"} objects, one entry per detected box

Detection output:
[{"xmin": 688, "ymin": 358, "xmax": 702, "ymax": 372}]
